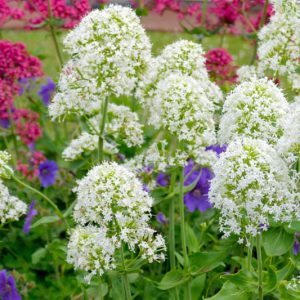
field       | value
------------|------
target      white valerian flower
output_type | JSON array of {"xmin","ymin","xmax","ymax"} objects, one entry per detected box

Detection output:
[
  {"xmin": 136, "ymin": 40, "xmax": 223, "ymax": 128},
  {"xmin": 89, "ymin": 104, "xmax": 144, "ymax": 148},
  {"xmin": 67, "ymin": 225, "xmax": 117, "ymax": 282},
  {"xmin": 0, "ymin": 180, "xmax": 27, "ymax": 224},
  {"xmin": 277, "ymin": 100, "xmax": 300, "ymax": 164},
  {"xmin": 49, "ymin": 5, "xmax": 151, "ymax": 120},
  {"xmin": 68, "ymin": 162, "xmax": 166, "ymax": 280},
  {"xmin": 209, "ymin": 138, "xmax": 299, "ymax": 243},
  {"xmin": 257, "ymin": 0, "xmax": 300, "ymax": 86},
  {"xmin": 0, "ymin": 151, "xmax": 13, "ymax": 179},
  {"xmin": 219, "ymin": 77, "xmax": 289, "ymax": 145},
  {"xmin": 62, "ymin": 132, "xmax": 118, "ymax": 161}
]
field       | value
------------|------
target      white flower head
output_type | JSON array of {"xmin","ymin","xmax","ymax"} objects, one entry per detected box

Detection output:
[
  {"xmin": 62, "ymin": 132, "xmax": 118, "ymax": 161},
  {"xmin": 69, "ymin": 161, "xmax": 166, "ymax": 280},
  {"xmin": 277, "ymin": 101, "xmax": 300, "ymax": 164},
  {"xmin": 209, "ymin": 138, "xmax": 299, "ymax": 243},
  {"xmin": 50, "ymin": 5, "xmax": 151, "ymax": 120},
  {"xmin": 136, "ymin": 40, "xmax": 223, "ymax": 127},
  {"xmin": 219, "ymin": 77, "xmax": 289, "ymax": 145},
  {"xmin": 0, "ymin": 151, "xmax": 13, "ymax": 179},
  {"xmin": 257, "ymin": 0, "xmax": 300, "ymax": 84},
  {"xmin": 0, "ymin": 180, "xmax": 27, "ymax": 224}
]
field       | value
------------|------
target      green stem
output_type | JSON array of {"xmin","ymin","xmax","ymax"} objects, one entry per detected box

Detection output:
[
  {"xmin": 257, "ymin": 234, "xmax": 263, "ymax": 300},
  {"xmin": 120, "ymin": 244, "xmax": 132, "ymax": 300},
  {"xmin": 247, "ymin": 238, "xmax": 252, "ymax": 271},
  {"xmin": 47, "ymin": 0, "xmax": 63, "ymax": 69},
  {"xmin": 98, "ymin": 97, "xmax": 109, "ymax": 163},
  {"xmin": 11, "ymin": 174, "xmax": 66, "ymax": 225},
  {"xmin": 179, "ymin": 167, "xmax": 191, "ymax": 300}
]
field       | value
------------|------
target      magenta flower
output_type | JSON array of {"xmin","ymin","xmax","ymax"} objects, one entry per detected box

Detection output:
[
  {"xmin": 38, "ymin": 160, "xmax": 58, "ymax": 188},
  {"xmin": 23, "ymin": 200, "xmax": 38, "ymax": 234},
  {"xmin": 0, "ymin": 270, "xmax": 21, "ymax": 300}
]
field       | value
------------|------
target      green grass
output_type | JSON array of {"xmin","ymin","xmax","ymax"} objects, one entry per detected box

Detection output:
[{"xmin": 1, "ymin": 29, "xmax": 252, "ymax": 79}]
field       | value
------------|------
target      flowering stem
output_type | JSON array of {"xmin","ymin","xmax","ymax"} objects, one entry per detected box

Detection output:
[
  {"xmin": 179, "ymin": 167, "xmax": 191, "ymax": 300},
  {"xmin": 98, "ymin": 97, "xmax": 109, "ymax": 163},
  {"xmin": 247, "ymin": 242, "xmax": 252, "ymax": 271},
  {"xmin": 10, "ymin": 174, "xmax": 66, "ymax": 225},
  {"xmin": 120, "ymin": 244, "xmax": 132, "ymax": 300},
  {"xmin": 47, "ymin": 0, "xmax": 63, "ymax": 69},
  {"xmin": 257, "ymin": 234, "xmax": 263, "ymax": 300}
]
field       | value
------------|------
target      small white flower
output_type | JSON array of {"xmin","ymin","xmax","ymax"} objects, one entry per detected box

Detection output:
[
  {"xmin": 0, "ymin": 151, "xmax": 13, "ymax": 179},
  {"xmin": 209, "ymin": 138, "xmax": 299, "ymax": 241}
]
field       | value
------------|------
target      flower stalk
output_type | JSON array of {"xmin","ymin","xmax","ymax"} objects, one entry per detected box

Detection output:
[
  {"xmin": 257, "ymin": 234, "xmax": 263, "ymax": 300},
  {"xmin": 98, "ymin": 97, "xmax": 109, "ymax": 163}
]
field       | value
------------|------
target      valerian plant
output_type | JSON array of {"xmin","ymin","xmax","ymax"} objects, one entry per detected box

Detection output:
[{"xmin": 0, "ymin": 1, "xmax": 299, "ymax": 300}]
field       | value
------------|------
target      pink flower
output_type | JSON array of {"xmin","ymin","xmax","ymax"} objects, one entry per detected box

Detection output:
[
  {"xmin": 205, "ymin": 48, "xmax": 237, "ymax": 85},
  {"xmin": 14, "ymin": 109, "xmax": 42, "ymax": 145}
]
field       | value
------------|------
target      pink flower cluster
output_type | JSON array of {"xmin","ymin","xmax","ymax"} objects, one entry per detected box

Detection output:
[
  {"xmin": 144, "ymin": 0, "xmax": 273, "ymax": 35},
  {"xmin": 0, "ymin": 40, "xmax": 43, "ymax": 120},
  {"xmin": 14, "ymin": 109, "xmax": 42, "ymax": 145},
  {"xmin": 205, "ymin": 48, "xmax": 237, "ymax": 86},
  {"xmin": 17, "ymin": 150, "xmax": 46, "ymax": 181},
  {"xmin": 21, "ymin": 0, "xmax": 91, "ymax": 29},
  {"xmin": 0, "ymin": 0, "xmax": 24, "ymax": 27}
]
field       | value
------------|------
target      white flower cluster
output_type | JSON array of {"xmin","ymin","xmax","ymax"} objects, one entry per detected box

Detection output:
[
  {"xmin": 0, "ymin": 151, "xmax": 13, "ymax": 179},
  {"xmin": 209, "ymin": 138, "xmax": 298, "ymax": 244},
  {"xmin": 0, "ymin": 180, "xmax": 27, "ymax": 224},
  {"xmin": 0, "ymin": 150, "xmax": 27, "ymax": 224},
  {"xmin": 257, "ymin": 0, "xmax": 300, "ymax": 88},
  {"xmin": 219, "ymin": 77, "xmax": 289, "ymax": 145},
  {"xmin": 89, "ymin": 103, "xmax": 144, "ymax": 148},
  {"xmin": 237, "ymin": 65, "xmax": 261, "ymax": 82},
  {"xmin": 136, "ymin": 40, "xmax": 223, "ymax": 128},
  {"xmin": 277, "ymin": 100, "xmax": 300, "ymax": 164},
  {"xmin": 67, "ymin": 162, "xmax": 166, "ymax": 281},
  {"xmin": 62, "ymin": 132, "xmax": 117, "ymax": 161},
  {"xmin": 49, "ymin": 5, "xmax": 151, "ymax": 120}
]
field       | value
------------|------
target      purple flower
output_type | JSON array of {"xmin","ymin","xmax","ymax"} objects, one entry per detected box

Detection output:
[
  {"xmin": 184, "ymin": 160, "xmax": 213, "ymax": 213},
  {"xmin": 156, "ymin": 173, "xmax": 170, "ymax": 187},
  {"xmin": 38, "ymin": 78, "xmax": 55, "ymax": 106},
  {"xmin": 156, "ymin": 212, "xmax": 168, "ymax": 225},
  {"xmin": 294, "ymin": 237, "xmax": 299, "ymax": 256},
  {"xmin": 206, "ymin": 144, "xmax": 227, "ymax": 156},
  {"xmin": 38, "ymin": 160, "xmax": 58, "ymax": 188},
  {"xmin": 23, "ymin": 200, "xmax": 38, "ymax": 234},
  {"xmin": 0, "ymin": 270, "xmax": 21, "ymax": 300},
  {"xmin": 0, "ymin": 118, "xmax": 10, "ymax": 129}
]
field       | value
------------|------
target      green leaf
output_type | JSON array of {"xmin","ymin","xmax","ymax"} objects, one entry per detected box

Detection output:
[
  {"xmin": 276, "ymin": 259, "xmax": 295, "ymax": 281},
  {"xmin": 278, "ymin": 280, "xmax": 300, "ymax": 300},
  {"xmin": 32, "ymin": 248, "xmax": 47, "ymax": 264},
  {"xmin": 262, "ymin": 227, "xmax": 294, "ymax": 256},
  {"xmin": 191, "ymin": 274, "xmax": 206, "ymax": 300},
  {"xmin": 189, "ymin": 252, "xmax": 225, "ymax": 275},
  {"xmin": 205, "ymin": 282, "xmax": 251, "ymax": 300},
  {"xmin": 285, "ymin": 221, "xmax": 300, "ymax": 233},
  {"xmin": 135, "ymin": 7, "xmax": 149, "ymax": 16},
  {"xmin": 185, "ymin": 224, "xmax": 199, "ymax": 253},
  {"xmin": 263, "ymin": 266, "xmax": 277, "ymax": 294},
  {"xmin": 30, "ymin": 215, "xmax": 59, "ymax": 229},
  {"xmin": 223, "ymin": 270, "xmax": 257, "ymax": 291},
  {"xmin": 158, "ymin": 269, "xmax": 189, "ymax": 290}
]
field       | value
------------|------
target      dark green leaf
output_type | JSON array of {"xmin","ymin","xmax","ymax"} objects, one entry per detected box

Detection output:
[
  {"xmin": 185, "ymin": 224, "xmax": 199, "ymax": 253},
  {"xmin": 189, "ymin": 252, "xmax": 225, "ymax": 275},
  {"xmin": 205, "ymin": 282, "xmax": 251, "ymax": 300},
  {"xmin": 158, "ymin": 269, "xmax": 189, "ymax": 290},
  {"xmin": 191, "ymin": 274, "xmax": 206, "ymax": 300},
  {"xmin": 32, "ymin": 248, "xmax": 47, "ymax": 264},
  {"xmin": 262, "ymin": 227, "xmax": 294, "ymax": 256},
  {"xmin": 31, "ymin": 215, "xmax": 59, "ymax": 229}
]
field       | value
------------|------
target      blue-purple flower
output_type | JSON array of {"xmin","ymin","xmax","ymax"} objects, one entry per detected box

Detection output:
[
  {"xmin": 156, "ymin": 173, "xmax": 170, "ymax": 187},
  {"xmin": 184, "ymin": 159, "xmax": 213, "ymax": 213},
  {"xmin": 38, "ymin": 160, "xmax": 58, "ymax": 188},
  {"xmin": 23, "ymin": 200, "xmax": 38, "ymax": 234},
  {"xmin": 156, "ymin": 212, "xmax": 168, "ymax": 225},
  {"xmin": 18, "ymin": 77, "xmax": 36, "ymax": 96},
  {"xmin": 294, "ymin": 233, "xmax": 300, "ymax": 255},
  {"xmin": 0, "ymin": 270, "xmax": 21, "ymax": 300},
  {"xmin": 206, "ymin": 144, "xmax": 227, "ymax": 156},
  {"xmin": 38, "ymin": 78, "xmax": 56, "ymax": 106}
]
